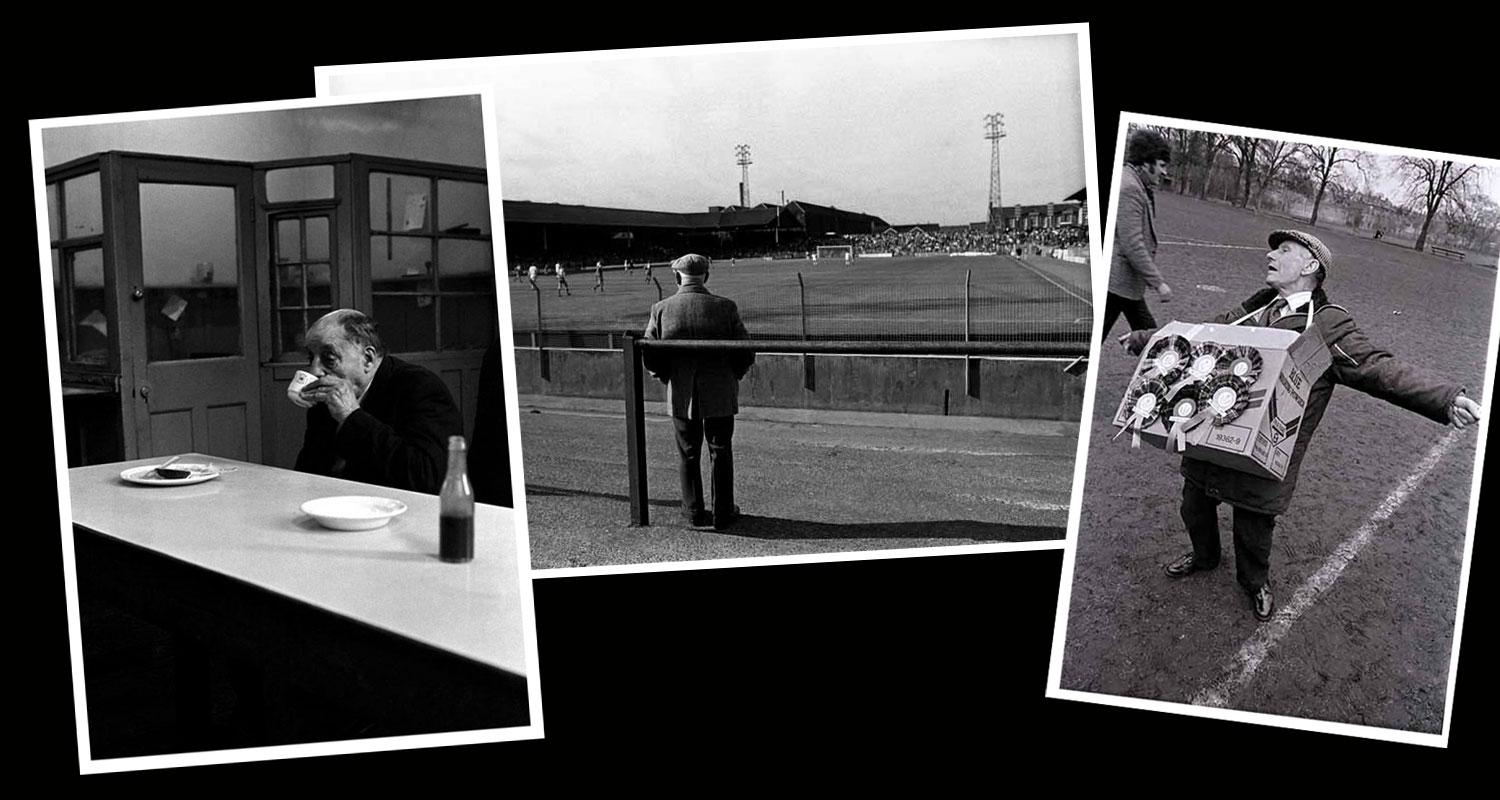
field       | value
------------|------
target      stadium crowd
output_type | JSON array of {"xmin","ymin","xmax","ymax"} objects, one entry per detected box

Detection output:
[{"xmin": 851, "ymin": 226, "xmax": 1087, "ymax": 257}]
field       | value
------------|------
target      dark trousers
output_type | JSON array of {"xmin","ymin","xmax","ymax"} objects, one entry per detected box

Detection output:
[
  {"xmin": 1180, "ymin": 479, "xmax": 1276, "ymax": 590},
  {"xmin": 1101, "ymin": 292, "xmax": 1158, "ymax": 343},
  {"xmin": 673, "ymin": 416, "xmax": 735, "ymax": 522}
]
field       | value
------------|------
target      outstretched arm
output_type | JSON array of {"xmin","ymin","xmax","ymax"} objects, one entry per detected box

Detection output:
[{"xmin": 1321, "ymin": 308, "xmax": 1466, "ymax": 426}]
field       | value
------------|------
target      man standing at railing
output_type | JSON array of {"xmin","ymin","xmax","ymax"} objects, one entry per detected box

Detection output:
[{"xmin": 643, "ymin": 254, "xmax": 756, "ymax": 531}]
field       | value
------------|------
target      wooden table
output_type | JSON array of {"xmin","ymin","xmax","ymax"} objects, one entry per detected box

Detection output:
[{"xmin": 69, "ymin": 454, "xmax": 532, "ymax": 750}]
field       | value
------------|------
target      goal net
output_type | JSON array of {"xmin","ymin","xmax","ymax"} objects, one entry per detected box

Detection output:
[{"xmin": 815, "ymin": 245, "xmax": 854, "ymax": 262}]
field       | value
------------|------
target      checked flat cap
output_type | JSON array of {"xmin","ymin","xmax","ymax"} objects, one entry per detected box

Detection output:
[
  {"xmin": 1268, "ymin": 229, "xmax": 1334, "ymax": 273},
  {"xmin": 671, "ymin": 253, "xmax": 711, "ymax": 275}
]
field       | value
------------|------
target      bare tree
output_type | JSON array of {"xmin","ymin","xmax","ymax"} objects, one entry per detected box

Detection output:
[
  {"xmin": 1304, "ymin": 146, "xmax": 1371, "ymax": 226},
  {"xmin": 1225, "ymin": 136, "xmax": 1260, "ymax": 208},
  {"xmin": 1250, "ymin": 139, "xmax": 1307, "ymax": 212},
  {"xmin": 1395, "ymin": 157, "xmax": 1484, "ymax": 251},
  {"xmin": 1190, "ymin": 131, "xmax": 1232, "ymax": 200},
  {"xmin": 1442, "ymin": 191, "xmax": 1500, "ymax": 251}
]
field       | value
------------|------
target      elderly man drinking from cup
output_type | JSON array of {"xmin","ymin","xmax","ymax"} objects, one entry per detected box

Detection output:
[{"xmin": 292, "ymin": 309, "xmax": 462, "ymax": 494}]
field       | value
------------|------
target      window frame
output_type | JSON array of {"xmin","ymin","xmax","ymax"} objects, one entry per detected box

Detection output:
[{"xmin": 356, "ymin": 155, "xmax": 495, "ymax": 355}]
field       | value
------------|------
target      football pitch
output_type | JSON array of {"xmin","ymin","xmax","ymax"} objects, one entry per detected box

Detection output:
[{"xmin": 505, "ymin": 253, "xmax": 1092, "ymax": 341}]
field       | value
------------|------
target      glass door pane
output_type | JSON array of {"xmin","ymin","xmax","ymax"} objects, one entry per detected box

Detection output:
[{"xmin": 139, "ymin": 183, "xmax": 240, "ymax": 362}]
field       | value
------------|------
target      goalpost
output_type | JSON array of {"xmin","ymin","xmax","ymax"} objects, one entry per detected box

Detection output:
[{"xmin": 815, "ymin": 245, "xmax": 854, "ymax": 263}]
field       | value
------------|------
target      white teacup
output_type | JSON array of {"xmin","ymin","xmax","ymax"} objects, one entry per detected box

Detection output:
[{"xmin": 287, "ymin": 370, "xmax": 318, "ymax": 409}]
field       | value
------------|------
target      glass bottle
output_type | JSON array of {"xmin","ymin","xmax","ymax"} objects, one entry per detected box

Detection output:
[{"xmin": 440, "ymin": 435, "xmax": 475, "ymax": 563}]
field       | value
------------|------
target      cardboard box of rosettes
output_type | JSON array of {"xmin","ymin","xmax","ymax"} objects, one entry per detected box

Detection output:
[{"xmin": 1112, "ymin": 320, "xmax": 1332, "ymax": 480}]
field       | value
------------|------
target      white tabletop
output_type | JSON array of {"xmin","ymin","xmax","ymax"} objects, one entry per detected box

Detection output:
[{"xmin": 67, "ymin": 454, "xmax": 528, "ymax": 679}]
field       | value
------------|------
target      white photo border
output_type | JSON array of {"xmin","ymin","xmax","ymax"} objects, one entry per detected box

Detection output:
[
  {"xmin": 30, "ymin": 85, "xmax": 546, "ymax": 774},
  {"xmin": 314, "ymin": 24, "xmax": 1104, "ymax": 578},
  {"xmin": 1045, "ymin": 110, "xmax": 1500, "ymax": 749}
]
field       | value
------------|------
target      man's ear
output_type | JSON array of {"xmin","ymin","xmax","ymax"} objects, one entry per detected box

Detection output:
[{"xmin": 1303, "ymin": 258, "xmax": 1321, "ymax": 276}]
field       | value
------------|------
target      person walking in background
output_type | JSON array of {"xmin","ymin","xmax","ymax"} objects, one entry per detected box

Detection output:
[{"xmin": 1103, "ymin": 128, "xmax": 1174, "ymax": 344}]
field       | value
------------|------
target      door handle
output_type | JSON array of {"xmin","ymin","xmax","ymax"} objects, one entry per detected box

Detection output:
[{"xmin": 138, "ymin": 383, "xmax": 151, "ymax": 400}]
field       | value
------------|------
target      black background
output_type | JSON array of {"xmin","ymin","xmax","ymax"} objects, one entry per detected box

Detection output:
[{"xmin": 18, "ymin": 14, "xmax": 1496, "ymax": 781}]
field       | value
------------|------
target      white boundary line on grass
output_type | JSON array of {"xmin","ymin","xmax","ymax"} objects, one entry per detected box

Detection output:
[
  {"xmin": 1190, "ymin": 430, "xmax": 1461, "ymax": 709},
  {"xmin": 1158, "ymin": 239, "xmax": 1263, "ymax": 251},
  {"xmin": 1004, "ymin": 254, "xmax": 1094, "ymax": 306}
]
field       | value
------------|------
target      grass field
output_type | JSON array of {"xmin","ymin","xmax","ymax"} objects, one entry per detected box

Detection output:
[
  {"xmin": 506, "ymin": 254, "xmax": 1092, "ymax": 341},
  {"xmin": 1063, "ymin": 191, "xmax": 1494, "ymax": 733}
]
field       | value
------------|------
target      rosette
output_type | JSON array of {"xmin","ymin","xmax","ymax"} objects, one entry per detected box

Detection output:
[
  {"xmin": 1115, "ymin": 378, "xmax": 1170, "ymax": 448},
  {"xmin": 1185, "ymin": 343, "xmax": 1223, "ymax": 382},
  {"xmin": 1217, "ymin": 345, "xmax": 1264, "ymax": 384},
  {"xmin": 1140, "ymin": 335, "xmax": 1191, "ymax": 382},
  {"xmin": 1199, "ymin": 374, "xmax": 1252, "ymax": 425}
]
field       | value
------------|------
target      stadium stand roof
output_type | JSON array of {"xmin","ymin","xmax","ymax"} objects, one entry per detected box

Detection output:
[
  {"xmin": 1065, "ymin": 187, "xmax": 1087, "ymax": 202},
  {"xmin": 502, "ymin": 200, "xmax": 783, "ymax": 230},
  {"xmin": 502, "ymin": 198, "xmax": 887, "ymax": 234}
]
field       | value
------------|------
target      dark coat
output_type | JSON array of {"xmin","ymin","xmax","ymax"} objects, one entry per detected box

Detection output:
[
  {"xmin": 295, "ymin": 355, "xmax": 463, "ymax": 494},
  {"xmin": 643, "ymin": 283, "xmax": 754, "ymax": 419},
  {"xmin": 1107, "ymin": 164, "xmax": 1166, "ymax": 300},
  {"xmin": 1179, "ymin": 287, "xmax": 1464, "ymax": 515}
]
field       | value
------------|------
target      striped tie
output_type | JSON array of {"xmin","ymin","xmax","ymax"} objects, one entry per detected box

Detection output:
[{"xmin": 1262, "ymin": 297, "xmax": 1287, "ymax": 325}]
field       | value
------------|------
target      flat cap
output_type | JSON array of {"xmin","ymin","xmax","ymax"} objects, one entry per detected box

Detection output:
[
  {"xmin": 1268, "ymin": 229, "xmax": 1334, "ymax": 273},
  {"xmin": 671, "ymin": 253, "xmax": 711, "ymax": 275}
]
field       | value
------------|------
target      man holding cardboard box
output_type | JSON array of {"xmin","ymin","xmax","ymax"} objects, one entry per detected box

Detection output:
[{"xmin": 1121, "ymin": 230, "xmax": 1482, "ymax": 621}]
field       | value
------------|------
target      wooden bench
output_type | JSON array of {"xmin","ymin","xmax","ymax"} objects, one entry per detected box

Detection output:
[{"xmin": 1430, "ymin": 245, "xmax": 1466, "ymax": 261}]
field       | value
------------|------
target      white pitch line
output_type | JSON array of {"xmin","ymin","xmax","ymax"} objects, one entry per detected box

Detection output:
[
  {"xmin": 1190, "ymin": 430, "xmax": 1461, "ymax": 709},
  {"xmin": 1158, "ymin": 239, "xmax": 1262, "ymax": 251},
  {"xmin": 1004, "ymin": 255, "xmax": 1094, "ymax": 307}
]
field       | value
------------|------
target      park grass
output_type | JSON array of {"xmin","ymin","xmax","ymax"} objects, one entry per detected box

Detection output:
[{"xmin": 1062, "ymin": 190, "xmax": 1492, "ymax": 730}]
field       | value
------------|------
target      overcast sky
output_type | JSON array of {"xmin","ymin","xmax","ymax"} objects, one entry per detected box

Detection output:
[{"xmin": 325, "ymin": 32, "xmax": 1088, "ymax": 226}]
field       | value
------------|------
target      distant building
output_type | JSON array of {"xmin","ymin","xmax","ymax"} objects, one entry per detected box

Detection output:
[{"xmin": 502, "ymin": 198, "xmax": 888, "ymax": 262}]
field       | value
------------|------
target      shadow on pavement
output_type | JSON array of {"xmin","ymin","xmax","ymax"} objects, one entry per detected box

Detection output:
[
  {"xmin": 528, "ymin": 483, "xmax": 683, "ymax": 510},
  {"xmin": 526, "ymin": 484, "xmax": 1063, "ymax": 542},
  {"xmin": 717, "ymin": 515, "xmax": 1063, "ymax": 542}
]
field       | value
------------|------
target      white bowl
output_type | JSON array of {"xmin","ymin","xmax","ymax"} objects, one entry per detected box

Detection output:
[{"xmin": 300, "ymin": 495, "xmax": 408, "ymax": 531}]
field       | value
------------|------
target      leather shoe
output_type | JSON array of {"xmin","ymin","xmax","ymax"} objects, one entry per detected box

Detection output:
[
  {"xmin": 1163, "ymin": 552, "xmax": 1213, "ymax": 578},
  {"xmin": 712, "ymin": 504, "xmax": 742, "ymax": 531},
  {"xmin": 1248, "ymin": 584, "xmax": 1275, "ymax": 622}
]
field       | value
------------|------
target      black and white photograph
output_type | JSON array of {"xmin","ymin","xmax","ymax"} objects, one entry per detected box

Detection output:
[
  {"xmin": 318, "ymin": 26, "xmax": 1099, "ymax": 572},
  {"xmin": 1049, "ymin": 112, "xmax": 1497, "ymax": 745},
  {"xmin": 17, "ymin": 16, "xmax": 1500, "ymax": 782},
  {"xmin": 32, "ymin": 90, "xmax": 541, "ymax": 771}
]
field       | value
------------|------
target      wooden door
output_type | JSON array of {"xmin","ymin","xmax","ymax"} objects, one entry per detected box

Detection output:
[{"xmin": 118, "ymin": 157, "xmax": 261, "ymax": 461}]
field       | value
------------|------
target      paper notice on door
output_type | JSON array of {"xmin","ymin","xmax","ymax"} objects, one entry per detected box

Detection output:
[
  {"xmin": 403, "ymin": 193, "xmax": 428, "ymax": 231},
  {"xmin": 80, "ymin": 309, "xmax": 108, "ymax": 337},
  {"xmin": 161, "ymin": 293, "xmax": 188, "ymax": 322}
]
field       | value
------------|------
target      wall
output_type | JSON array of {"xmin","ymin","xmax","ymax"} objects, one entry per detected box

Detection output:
[
  {"xmin": 512, "ymin": 348, "xmax": 1083, "ymax": 421},
  {"xmin": 41, "ymin": 96, "xmax": 487, "ymax": 168}
]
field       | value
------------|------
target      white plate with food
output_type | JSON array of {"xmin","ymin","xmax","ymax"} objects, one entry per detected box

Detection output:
[
  {"xmin": 300, "ymin": 496, "xmax": 409, "ymax": 531},
  {"xmin": 120, "ymin": 463, "xmax": 222, "ymax": 486}
]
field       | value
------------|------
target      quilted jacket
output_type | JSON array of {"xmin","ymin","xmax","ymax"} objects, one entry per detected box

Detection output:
[{"xmin": 1156, "ymin": 287, "xmax": 1464, "ymax": 514}]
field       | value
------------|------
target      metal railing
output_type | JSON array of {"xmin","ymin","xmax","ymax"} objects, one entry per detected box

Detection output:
[{"xmin": 620, "ymin": 334, "xmax": 1086, "ymax": 526}]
